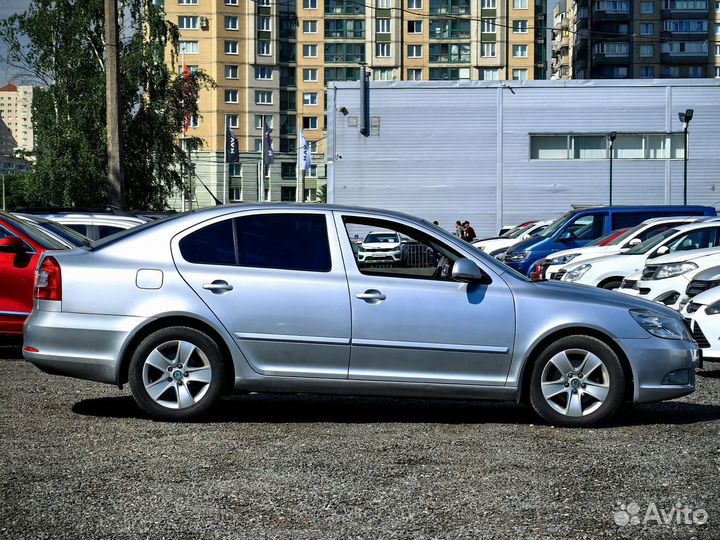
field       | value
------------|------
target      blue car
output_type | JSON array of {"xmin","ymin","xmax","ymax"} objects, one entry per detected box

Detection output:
[{"xmin": 504, "ymin": 205, "xmax": 717, "ymax": 276}]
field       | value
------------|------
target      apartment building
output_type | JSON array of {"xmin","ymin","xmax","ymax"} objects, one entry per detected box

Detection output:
[
  {"xmin": 552, "ymin": 0, "xmax": 720, "ymax": 79},
  {"xmin": 161, "ymin": 0, "xmax": 551, "ymax": 207},
  {"xmin": 0, "ymin": 83, "xmax": 33, "ymax": 178}
]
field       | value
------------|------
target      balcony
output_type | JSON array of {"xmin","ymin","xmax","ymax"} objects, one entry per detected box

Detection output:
[
  {"xmin": 660, "ymin": 53, "xmax": 709, "ymax": 63},
  {"xmin": 429, "ymin": 0, "xmax": 471, "ymax": 15},
  {"xmin": 324, "ymin": 1, "xmax": 365, "ymax": 15},
  {"xmin": 593, "ymin": 53, "xmax": 630, "ymax": 64},
  {"xmin": 660, "ymin": 8, "xmax": 708, "ymax": 18},
  {"xmin": 552, "ymin": 34, "xmax": 570, "ymax": 50},
  {"xmin": 324, "ymin": 29, "xmax": 365, "ymax": 39}
]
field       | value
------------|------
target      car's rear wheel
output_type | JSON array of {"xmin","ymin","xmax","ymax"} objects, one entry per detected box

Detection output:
[
  {"xmin": 600, "ymin": 279, "xmax": 623, "ymax": 290},
  {"xmin": 529, "ymin": 335, "xmax": 625, "ymax": 427},
  {"xmin": 128, "ymin": 326, "xmax": 225, "ymax": 421}
]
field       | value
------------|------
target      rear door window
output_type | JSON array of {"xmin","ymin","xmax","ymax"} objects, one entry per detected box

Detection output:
[
  {"xmin": 179, "ymin": 219, "xmax": 237, "ymax": 265},
  {"xmin": 668, "ymin": 227, "xmax": 720, "ymax": 252},
  {"xmin": 566, "ymin": 213, "xmax": 606, "ymax": 240}
]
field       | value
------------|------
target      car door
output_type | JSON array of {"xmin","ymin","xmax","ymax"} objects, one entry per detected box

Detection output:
[
  {"xmin": 0, "ymin": 225, "xmax": 40, "ymax": 335},
  {"xmin": 172, "ymin": 209, "xmax": 352, "ymax": 378},
  {"xmin": 335, "ymin": 212, "xmax": 515, "ymax": 386}
]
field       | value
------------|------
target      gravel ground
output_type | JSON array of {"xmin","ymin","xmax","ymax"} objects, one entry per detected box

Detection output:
[{"xmin": 1, "ymin": 345, "xmax": 719, "ymax": 540}]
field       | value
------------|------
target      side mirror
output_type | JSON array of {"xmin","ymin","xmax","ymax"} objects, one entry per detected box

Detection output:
[
  {"xmin": 652, "ymin": 245, "xmax": 670, "ymax": 258},
  {"xmin": 558, "ymin": 231, "xmax": 575, "ymax": 242},
  {"xmin": 628, "ymin": 238, "xmax": 642, "ymax": 247},
  {"xmin": 0, "ymin": 236, "xmax": 27, "ymax": 254},
  {"xmin": 452, "ymin": 258, "xmax": 492, "ymax": 284}
]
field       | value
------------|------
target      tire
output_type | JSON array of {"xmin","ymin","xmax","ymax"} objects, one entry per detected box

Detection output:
[
  {"xmin": 529, "ymin": 335, "xmax": 625, "ymax": 427},
  {"xmin": 600, "ymin": 279, "xmax": 623, "ymax": 290},
  {"xmin": 128, "ymin": 326, "xmax": 226, "ymax": 421}
]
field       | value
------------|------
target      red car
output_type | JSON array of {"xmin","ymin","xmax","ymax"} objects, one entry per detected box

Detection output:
[{"xmin": 0, "ymin": 211, "xmax": 69, "ymax": 336}]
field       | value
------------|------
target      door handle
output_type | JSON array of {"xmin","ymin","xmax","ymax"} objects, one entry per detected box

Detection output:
[
  {"xmin": 355, "ymin": 289, "xmax": 386, "ymax": 302},
  {"xmin": 202, "ymin": 280, "xmax": 233, "ymax": 293}
]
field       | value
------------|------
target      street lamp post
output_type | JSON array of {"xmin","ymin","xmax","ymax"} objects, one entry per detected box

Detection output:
[
  {"xmin": 608, "ymin": 131, "xmax": 617, "ymax": 205},
  {"xmin": 678, "ymin": 109, "xmax": 693, "ymax": 205}
]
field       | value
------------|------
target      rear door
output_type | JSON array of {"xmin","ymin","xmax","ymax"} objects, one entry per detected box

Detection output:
[{"xmin": 172, "ymin": 209, "xmax": 352, "ymax": 378}]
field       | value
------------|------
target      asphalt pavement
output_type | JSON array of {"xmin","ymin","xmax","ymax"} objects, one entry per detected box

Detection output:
[{"xmin": 1, "ymin": 345, "xmax": 719, "ymax": 540}]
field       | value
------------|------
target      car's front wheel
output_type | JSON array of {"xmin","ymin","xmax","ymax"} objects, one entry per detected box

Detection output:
[
  {"xmin": 529, "ymin": 335, "xmax": 625, "ymax": 427},
  {"xmin": 128, "ymin": 326, "xmax": 226, "ymax": 421}
]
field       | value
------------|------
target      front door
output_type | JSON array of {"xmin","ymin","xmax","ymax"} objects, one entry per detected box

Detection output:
[
  {"xmin": 336, "ymin": 213, "xmax": 515, "ymax": 386},
  {"xmin": 173, "ymin": 210, "xmax": 351, "ymax": 378}
]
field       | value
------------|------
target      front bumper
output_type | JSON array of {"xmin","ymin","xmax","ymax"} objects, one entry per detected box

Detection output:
[
  {"xmin": 625, "ymin": 276, "xmax": 690, "ymax": 310},
  {"xmin": 23, "ymin": 310, "xmax": 149, "ymax": 384},
  {"xmin": 685, "ymin": 307, "xmax": 720, "ymax": 360},
  {"xmin": 617, "ymin": 336, "xmax": 698, "ymax": 403},
  {"xmin": 358, "ymin": 250, "xmax": 402, "ymax": 263}
]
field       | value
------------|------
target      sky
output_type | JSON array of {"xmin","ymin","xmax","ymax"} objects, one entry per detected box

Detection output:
[{"xmin": 0, "ymin": 0, "xmax": 33, "ymax": 87}]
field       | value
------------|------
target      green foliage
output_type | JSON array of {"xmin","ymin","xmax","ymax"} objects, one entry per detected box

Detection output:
[
  {"xmin": 316, "ymin": 183, "xmax": 327, "ymax": 204},
  {"xmin": 0, "ymin": 0, "xmax": 214, "ymax": 210}
]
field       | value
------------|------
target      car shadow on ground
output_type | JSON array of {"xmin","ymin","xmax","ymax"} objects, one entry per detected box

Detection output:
[
  {"xmin": 72, "ymin": 392, "xmax": 720, "ymax": 427},
  {"xmin": 0, "ymin": 344, "xmax": 22, "ymax": 360}
]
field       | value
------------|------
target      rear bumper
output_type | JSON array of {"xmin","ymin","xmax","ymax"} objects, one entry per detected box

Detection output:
[
  {"xmin": 616, "ymin": 336, "xmax": 699, "ymax": 403},
  {"xmin": 23, "ymin": 310, "xmax": 149, "ymax": 385}
]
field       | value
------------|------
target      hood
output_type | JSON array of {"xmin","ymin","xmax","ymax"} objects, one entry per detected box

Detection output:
[
  {"xmin": 691, "ymin": 284, "xmax": 720, "ymax": 306},
  {"xmin": 532, "ymin": 279, "xmax": 681, "ymax": 317},
  {"xmin": 648, "ymin": 246, "xmax": 720, "ymax": 266},
  {"xmin": 506, "ymin": 235, "xmax": 545, "ymax": 253},
  {"xmin": 692, "ymin": 264, "xmax": 720, "ymax": 282},
  {"xmin": 561, "ymin": 251, "xmax": 642, "ymax": 271}
]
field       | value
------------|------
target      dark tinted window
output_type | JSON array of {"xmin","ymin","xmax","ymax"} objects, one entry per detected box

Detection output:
[
  {"xmin": 98, "ymin": 225, "xmax": 125, "ymax": 238},
  {"xmin": 236, "ymin": 213, "xmax": 331, "ymax": 272},
  {"xmin": 179, "ymin": 219, "xmax": 236, "ymax": 265},
  {"xmin": 66, "ymin": 224, "xmax": 88, "ymax": 236}
]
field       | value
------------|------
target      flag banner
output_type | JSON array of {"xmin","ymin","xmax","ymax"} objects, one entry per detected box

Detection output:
[
  {"xmin": 297, "ymin": 130, "xmax": 311, "ymax": 174},
  {"xmin": 226, "ymin": 127, "xmax": 239, "ymax": 163},
  {"xmin": 263, "ymin": 120, "xmax": 275, "ymax": 166},
  {"xmin": 182, "ymin": 64, "xmax": 192, "ymax": 134}
]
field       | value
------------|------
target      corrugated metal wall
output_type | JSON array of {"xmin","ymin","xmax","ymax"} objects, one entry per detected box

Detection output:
[{"xmin": 328, "ymin": 80, "xmax": 720, "ymax": 238}]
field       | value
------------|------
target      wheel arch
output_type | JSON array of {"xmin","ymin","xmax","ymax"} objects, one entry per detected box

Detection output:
[
  {"xmin": 516, "ymin": 327, "xmax": 634, "ymax": 405},
  {"xmin": 597, "ymin": 276, "xmax": 624, "ymax": 289},
  {"xmin": 117, "ymin": 315, "xmax": 236, "ymax": 390}
]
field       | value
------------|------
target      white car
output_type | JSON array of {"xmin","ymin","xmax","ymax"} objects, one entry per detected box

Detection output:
[
  {"xmin": 681, "ymin": 286, "xmax": 720, "ymax": 364},
  {"xmin": 618, "ymin": 247, "xmax": 720, "ymax": 309},
  {"xmin": 474, "ymin": 220, "xmax": 553, "ymax": 257},
  {"xmin": 678, "ymin": 265, "xmax": 720, "ymax": 311},
  {"xmin": 358, "ymin": 230, "xmax": 403, "ymax": 264},
  {"xmin": 542, "ymin": 216, "xmax": 709, "ymax": 280},
  {"xmin": 559, "ymin": 220, "xmax": 720, "ymax": 289},
  {"xmin": 36, "ymin": 212, "xmax": 148, "ymax": 240}
]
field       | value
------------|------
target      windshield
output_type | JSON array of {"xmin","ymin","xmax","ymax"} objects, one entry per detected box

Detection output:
[
  {"xmin": 1, "ymin": 211, "xmax": 67, "ymax": 250},
  {"xmin": 502, "ymin": 222, "xmax": 535, "ymax": 239},
  {"xmin": 36, "ymin": 220, "xmax": 92, "ymax": 247},
  {"xmin": 624, "ymin": 228, "xmax": 679, "ymax": 255},
  {"xmin": 538, "ymin": 211, "xmax": 575, "ymax": 238},
  {"xmin": 364, "ymin": 233, "xmax": 399, "ymax": 243},
  {"xmin": 585, "ymin": 228, "xmax": 628, "ymax": 247}
]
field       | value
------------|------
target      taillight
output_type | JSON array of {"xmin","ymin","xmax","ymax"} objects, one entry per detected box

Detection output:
[
  {"xmin": 530, "ymin": 259, "xmax": 547, "ymax": 281},
  {"xmin": 34, "ymin": 256, "xmax": 62, "ymax": 301}
]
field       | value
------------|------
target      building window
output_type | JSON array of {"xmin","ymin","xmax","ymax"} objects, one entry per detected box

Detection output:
[
  {"xmin": 716, "ymin": 22, "xmax": 720, "ymax": 34},
  {"xmin": 180, "ymin": 41, "xmax": 199, "ymax": 54},
  {"xmin": 512, "ymin": 44, "xmax": 528, "ymax": 58},
  {"xmin": 663, "ymin": 20, "xmax": 707, "ymax": 32},
  {"xmin": 325, "ymin": 43, "xmax": 366, "ymax": 62},
  {"xmin": 224, "ymin": 40, "xmax": 238, "ymax": 54},
  {"xmin": 376, "ymin": 43, "xmax": 391, "ymax": 57},
  {"xmin": 256, "ymin": 16, "xmax": 270, "ymax": 31},
  {"xmin": 716, "ymin": 44, "xmax": 720, "ymax": 56},
  {"xmin": 226, "ymin": 114, "xmax": 239, "ymax": 128},
  {"xmin": 303, "ymin": 20, "xmax": 318, "ymax": 33},
  {"xmin": 408, "ymin": 0, "xmax": 422, "ymax": 7},
  {"xmin": 257, "ymin": 41, "xmax": 271, "ymax": 55},
  {"xmin": 225, "ymin": 65, "xmax": 238, "ymax": 79},
  {"xmin": 303, "ymin": 92, "xmax": 318, "ymax": 106},
  {"xmin": 513, "ymin": 20, "xmax": 528, "ymax": 33},
  {"xmin": 229, "ymin": 187, "xmax": 242, "ymax": 202},
  {"xmin": 178, "ymin": 16, "xmax": 198, "ymax": 30},
  {"xmin": 429, "ymin": 67, "xmax": 470, "ymax": 80},
  {"xmin": 640, "ymin": 1, "xmax": 655, "ymax": 13},
  {"xmin": 640, "ymin": 23, "xmax": 654, "ymax": 35},
  {"xmin": 639, "ymin": 44, "xmax": 654, "ymax": 57},
  {"xmin": 377, "ymin": 18, "xmax": 391, "ymax": 33},
  {"xmin": 303, "ymin": 0, "xmax": 318, "ymax": 8},
  {"xmin": 408, "ymin": 45, "xmax": 422, "ymax": 57},
  {"xmin": 481, "ymin": 68, "xmax": 500, "ymax": 80},
  {"xmin": 512, "ymin": 68, "xmax": 528, "ymax": 80},
  {"xmin": 303, "ymin": 44, "xmax": 318, "ymax": 57},
  {"xmin": 229, "ymin": 164, "xmax": 242, "ymax": 177},
  {"xmin": 223, "ymin": 16, "xmax": 238, "ymax": 30},
  {"xmin": 188, "ymin": 115, "xmax": 199, "ymax": 128},
  {"xmin": 303, "ymin": 116, "xmax": 318, "ymax": 130},
  {"xmin": 373, "ymin": 68, "xmax": 393, "ymax": 80},
  {"xmin": 429, "ymin": 43, "xmax": 470, "ymax": 62},
  {"xmin": 407, "ymin": 68, "xmax": 423, "ymax": 80},
  {"xmin": 481, "ymin": 18, "xmax": 496, "ymax": 33},
  {"xmin": 225, "ymin": 0, "xmax": 238, "ymax": 5},
  {"xmin": 377, "ymin": 0, "xmax": 391, "ymax": 6},
  {"xmin": 715, "ymin": 66, "xmax": 720, "ymax": 78},
  {"xmin": 689, "ymin": 66, "xmax": 704, "ymax": 77},
  {"xmin": 513, "ymin": 0, "xmax": 528, "ymax": 8},
  {"xmin": 280, "ymin": 186, "xmax": 297, "ymax": 202},
  {"xmin": 530, "ymin": 133, "xmax": 687, "ymax": 160},
  {"xmin": 255, "ymin": 66, "xmax": 273, "ymax": 80},
  {"xmin": 661, "ymin": 41, "xmax": 707, "ymax": 54},
  {"xmin": 640, "ymin": 66, "xmax": 654, "ymax": 78},
  {"xmin": 307, "ymin": 165, "xmax": 318, "ymax": 178},
  {"xmin": 255, "ymin": 115, "xmax": 273, "ymax": 129},
  {"xmin": 481, "ymin": 43, "xmax": 496, "ymax": 57},
  {"xmin": 304, "ymin": 68, "xmax": 318, "ymax": 82},
  {"xmin": 256, "ymin": 90, "xmax": 273, "ymax": 104},
  {"xmin": 408, "ymin": 20, "xmax": 423, "ymax": 33},
  {"xmin": 482, "ymin": 0, "xmax": 496, "ymax": 6},
  {"xmin": 179, "ymin": 0, "xmax": 198, "ymax": 4},
  {"xmin": 225, "ymin": 89, "xmax": 239, "ymax": 103}
]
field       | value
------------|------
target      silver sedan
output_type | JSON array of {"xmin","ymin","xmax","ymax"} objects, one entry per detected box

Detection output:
[{"xmin": 23, "ymin": 205, "xmax": 699, "ymax": 427}]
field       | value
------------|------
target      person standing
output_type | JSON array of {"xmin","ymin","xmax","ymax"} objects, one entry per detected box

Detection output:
[
  {"xmin": 463, "ymin": 221, "xmax": 476, "ymax": 242},
  {"xmin": 455, "ymin": 220, "xmax": 464, "ymax": 238}
]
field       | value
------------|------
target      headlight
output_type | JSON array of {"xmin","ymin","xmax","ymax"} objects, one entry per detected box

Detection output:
[
  {"xmin": 506, "ymin": 251, "xmax": 530, "ymax": 263},
  {"xmin": 490, "ymin": 248, "xmax": 507, "ymax": 259},
  {"xmin": 563, "ymin": 264, "xmax": 591, "ymax": 282},
  {"xmin": 706, "ymin": 301, "xmax": 720, "ymax": 315},
  {"xmin": 629, "ymin": 309, "xmax": 691, "ymax": 340},
  {"xmin": 548, "ymin": 253, "xmax": 580, "ymax": 266},
  {"xmin": 652, "ymin": 262, "xmax": 698, "ymax": 280}
]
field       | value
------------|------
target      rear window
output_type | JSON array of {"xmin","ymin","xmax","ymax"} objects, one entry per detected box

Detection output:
[
  {"xmin": 0, "ymin": 213, "xmax": 67, "ymax": 250},
  {"xmin": 179, "ymin": 220, "xmax": 236, "ymax": 265},
  {"xmin": 98, "ymin": 225, "xmax": 126, "ymax": 238}
]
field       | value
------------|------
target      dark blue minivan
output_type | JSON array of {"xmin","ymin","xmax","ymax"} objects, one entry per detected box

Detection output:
[{"xmin": 504, "ymin": 205, "xmax": 717, "ymax": 275}]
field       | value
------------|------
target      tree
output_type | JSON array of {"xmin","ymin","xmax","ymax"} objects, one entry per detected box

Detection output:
[{"xmin": 0, "ymin": 0, "xmax": 214, "ymax": 210}]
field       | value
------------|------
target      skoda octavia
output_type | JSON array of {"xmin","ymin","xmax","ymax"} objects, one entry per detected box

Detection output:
[{"xmin": 24, "ymin": 205, "xmax": 699, "ymax": 427}]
